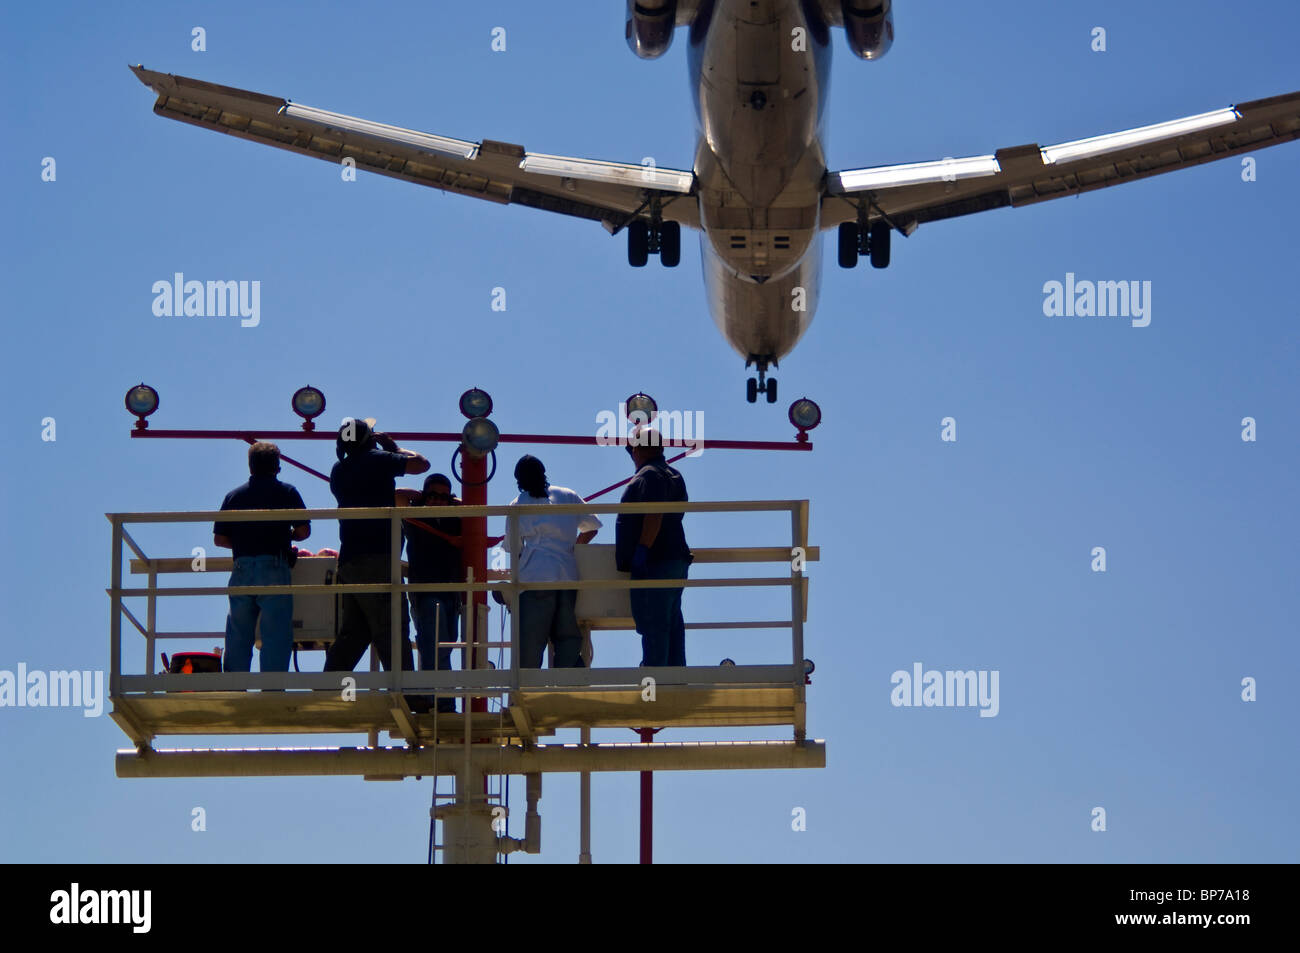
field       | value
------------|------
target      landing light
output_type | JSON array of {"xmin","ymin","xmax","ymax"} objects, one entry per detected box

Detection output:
[
  {"xmin": 291, "ymin": 386, "xmax": 326, "ymax": 430},
  {"xmin": 625, "ymin": 392, "xmax": 657, "ymax": 421},
  {"xmin": 462, "ymin": 417, "xmax": 500, "ymax": 457},
  {"xmin": 789, "ymin": 398, "xmax": 821, "ymax": 440},
  {"xmin": 459, "ymin": 388, "xmax": 493, "ymax": 420},
  {"xmin": 125, "ymin": 383, "xmax": 159, "ymax": 430}
]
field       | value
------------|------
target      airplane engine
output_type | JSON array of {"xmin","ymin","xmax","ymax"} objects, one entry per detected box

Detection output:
[
  {"xmin": 625, "ymin": 0, "xmax": 676, "ymax": 59},
  {"xmin": 842, "ymin": 0, "xmax": 894, "ymax": 60}
]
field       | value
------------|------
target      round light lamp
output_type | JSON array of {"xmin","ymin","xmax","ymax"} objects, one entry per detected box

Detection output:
[
  {"xmin": 788, "ymin": 397, "xmax": 822, "ymax": 442},
  {"xmin": 459, "ymin": 388, "xmax": 493, "ymax": 420},
  {"xmin": 291, "ymin": 386, "xmax": 326, "ymax": 430},
  {"xmin": 461, "ymin": 416, "xmax": 500, "ymax": 457},
  {"xmin": 625, "ymin": 392, "xmax": 657, "ymax": 422},
  {"xmin": 125, "ymin": 383, "xmax": 159, "ymax": 430}
]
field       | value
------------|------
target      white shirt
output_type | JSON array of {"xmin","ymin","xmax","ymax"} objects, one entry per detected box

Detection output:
[{"xmin": 508, "ymin": 486, "xmax": 602, "ymax": 583}]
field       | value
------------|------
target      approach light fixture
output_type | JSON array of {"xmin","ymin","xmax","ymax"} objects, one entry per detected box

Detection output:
[
  {"xmin": 461, "ymin": 416, "xmax": 500, "ymax": 457},
  {"xmin": 788, "ymin": 397, "xmax": 822, "ymax": 441},
  {"xmin": 624, "ymin": 392, "xmax": 657, "ymax": 421},
  {"xmin": 459, "ymin": 388, "xmax": 493, "ymax": 420},
  {"xmin": 125, "ymin": 383, "xmax": 159, "ymax": 430},
  {"xmin": 291, "ymin": 386, "xmax": 326, "ymax": 430}
]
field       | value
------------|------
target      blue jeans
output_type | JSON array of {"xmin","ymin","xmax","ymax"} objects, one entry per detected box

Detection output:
[
  {"xmin": 411, "ymin": 592, "xmax": 459, "ymax": 672},
  {"xmin": 224, "ymin": 555, "xmax": 293, "ymax": 672},
  {"xmin": 519, "ymin": 590, "xmax": 583, "ymax": 668},
  {"xmin": 631, "ymin": 557, "xmax": 689, "ymax": 667}
]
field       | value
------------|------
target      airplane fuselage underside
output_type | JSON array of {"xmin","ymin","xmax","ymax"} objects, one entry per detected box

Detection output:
[{"xmin": 690, "ymin": 0, "xmax": 833, "ymax": 366}]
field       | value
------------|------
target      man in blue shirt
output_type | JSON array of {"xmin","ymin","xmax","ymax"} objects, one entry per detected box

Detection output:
[
  {"xmin": 615, "ymin": 429, "xmax": 691, "ymax": 667},
  {"xmin": 213, "ymin": 441, "xmax": 311, "ymax": 672},
  {"xmin": 325, "ymin": 417, "xmax": 429, "ymax": 672}
]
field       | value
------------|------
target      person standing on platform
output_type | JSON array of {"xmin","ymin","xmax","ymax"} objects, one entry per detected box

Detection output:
[
  {"xmin": 325, "ymin": 417, "xmax": 428, "ymax": 673},
  {"xmin": 404, "ymin": 473, "xmax": 463, "ymax": 713},
  {"xmin": 508, "ymin": 455, "xmax": 601, "ymax": 668},
  {"xmin": 616, "ymin": 426, "xmax": 692, "ymax": 667},
  {"xmin": 213, "ymin": 441, "xmax": 311, "ymax": 673}
]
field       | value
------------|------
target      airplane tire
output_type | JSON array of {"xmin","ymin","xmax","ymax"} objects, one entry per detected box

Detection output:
[
  {"xmin": 628, "ymin": 221, "xmax": 649, "ymax": 267},
  {"xmin": 660, "ymin": 222, "xmax": 681, "ymax": 267},
  {"xmin": 870, "ymin": 221, "xmax": 891, "ymax": 269},
  {"xmin": 766, "ymin": 378, "xmax": 778, "ymax": 404},
  {"xmin": 746, "ymin": 378, "xmax": 758, "ymax": 403},
  {"xmin": 838, "ymin": 223, "xmax": 859, "ymax": 268}
]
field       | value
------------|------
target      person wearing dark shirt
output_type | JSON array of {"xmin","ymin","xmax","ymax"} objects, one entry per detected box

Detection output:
[
  {"xmin": 404, "ymin": 473, "xmax": 463, "ymax": 712},
  {"xmin": 324, "ymin": 417, "xmax": 429, "ymax": 673},
  {"xmin": 615, "ymin": 427, "xmax": 692, "ymax": 667},
  {"xmin": 213, "ymin": 441, "xmax": 311, "ymax": 672}
]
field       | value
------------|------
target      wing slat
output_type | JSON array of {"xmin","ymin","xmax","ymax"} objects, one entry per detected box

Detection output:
[
  {"xmin": 823, "ymin": 91, "xmax": 1300, "ymax": 231},
  {"xmin": 131, "ymin": 65, "xmax": 697, "ymax": 229}
]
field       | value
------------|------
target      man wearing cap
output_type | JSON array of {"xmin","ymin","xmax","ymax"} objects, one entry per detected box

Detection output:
[
  {"xmin": 325, "ymin": 417, "xmax": 429, "ymax": 672},
  {"xmin": 616, "ymin": 426, "xmax": 692, "ymax": 667},
  {"xmin": 404, "ymin": 473, "xmax": 463, "ymax": 712},
  {"xmin": 213, "ymin": 441, "xmax": 311, "ymax": 672}
]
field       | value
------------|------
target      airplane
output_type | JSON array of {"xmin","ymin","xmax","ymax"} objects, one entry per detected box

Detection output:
[{"xmin": 132, "ymin": 1, "xmax": 1300, "ymax": 403}]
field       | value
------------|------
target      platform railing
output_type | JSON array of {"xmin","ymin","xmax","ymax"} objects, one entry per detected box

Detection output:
[{"xmin": 106, "ymin": 500, "xmax": 812, "ymax": 714}]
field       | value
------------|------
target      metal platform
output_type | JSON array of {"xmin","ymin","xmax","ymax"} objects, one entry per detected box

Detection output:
[
  {"xmin": 111, "ymin": 691, "xmax": 542, "ymax": 743},
  {"xmin": 515, "ymin": 685, "xmax": 799, "ymax": 730},
  {"xmin": 110, "ymin": 665, "xmax": 803, "ymax": 745},
  {"xmin": 115, "ymin": 739, "xmax": 827, "ymax": 779},
  {"xmin": 107, "ymin": 499, "xmax": 820, "ymax": 782}
]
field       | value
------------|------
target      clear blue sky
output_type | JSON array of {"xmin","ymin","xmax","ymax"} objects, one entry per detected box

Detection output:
[{"xmin": 2, "ymin": 0, "xmax": 1296, "ymax": 863}]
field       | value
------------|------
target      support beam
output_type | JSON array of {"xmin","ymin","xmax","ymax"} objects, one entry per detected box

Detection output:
[{"xmin": 116, "ymin": 740, "xmax": 826, "ymax": 778}]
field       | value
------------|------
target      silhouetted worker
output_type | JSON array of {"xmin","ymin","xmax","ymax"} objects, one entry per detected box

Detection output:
[
  {"xmin": 616, "ymin": 426, "xmax": 691, "ymax": 666},
  {"xmin": 508, "ymin": 455, "xmax": 601, "ymax": 668},
  {"xmin": 404, "ymin": 473, "xmax": 463, "ymax": 713},
  {"xmin": 325, "ymin": 417, "xmax": 428, "ymax": 672},
  {"xmin": 213, "ymin": 441, "xmax": 310, "ymax": 672}
]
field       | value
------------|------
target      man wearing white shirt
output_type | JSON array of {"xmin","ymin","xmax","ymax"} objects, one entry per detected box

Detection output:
[{"xmin": 508, "ymin": 455, "xmax": 602, "ymax": 668}]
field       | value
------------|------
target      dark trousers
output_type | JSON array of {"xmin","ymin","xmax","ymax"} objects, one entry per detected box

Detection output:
[
  {"xmin": 519, "ymin": 590, "xmax": 584, "ymax": 668},
  {"xmin": 411, "ymin": 592, "xmax": 459, "ymax": 672},
  {"xmin": 631, "ymin": 557, "xmax": 689, "ymax": 667},
  {"xmin": 324, "ymin": 554, "xmax": 414, "ymax": 672}
]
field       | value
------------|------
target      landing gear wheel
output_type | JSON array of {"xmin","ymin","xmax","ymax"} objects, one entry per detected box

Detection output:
[
  {"xmin": 746, "ymin": 377, "xmax": 758, "ymax": 403},
  {"xmin": 869, "ymin": 221, "xmax": 891, "ymax": 269},
  {"xmin": 766, "ymin": 377, "xmax": 778, "ymax": 403},
  {"xmin": 838, "ymin": 222, "xmax": 859, "ymax": 268},
  {"xmin": 659, "ymin": 221, "xmax": 681, "ymax": 267},
  {"xmin": 628, "ymin": 221, "xmax": 649, "ymax": 267}
]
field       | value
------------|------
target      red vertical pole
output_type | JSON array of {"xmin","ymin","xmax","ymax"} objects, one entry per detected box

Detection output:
[
  {"xmin": 639, "ymin": 727, "xmax": 653, "ymax": 864},
  {"xmin": 459, "ymin": 446, "xmax": 490, "ymax": 809},
  {"xmin": 460, "ymin": 450, "xmax": 488, "ymax": 712}
]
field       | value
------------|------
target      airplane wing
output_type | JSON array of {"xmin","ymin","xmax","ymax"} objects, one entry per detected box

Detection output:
[
  {"xmin": 130, "ymin": 65, "xmax": 697, "ymax": 231},
  {"xmin": 822, "ymin": 92, "xmax": 1300, "ymax": 233}
]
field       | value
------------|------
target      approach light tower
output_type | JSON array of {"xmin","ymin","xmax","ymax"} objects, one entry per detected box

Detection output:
[{"xmin": 112, "ymin": 385, "xmax": 824, "ymax": 863}]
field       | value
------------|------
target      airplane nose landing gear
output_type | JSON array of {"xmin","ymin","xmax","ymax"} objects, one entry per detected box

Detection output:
[{"xmin": 745, "ymin": 357, "xmax": 778, "ymax": 404}]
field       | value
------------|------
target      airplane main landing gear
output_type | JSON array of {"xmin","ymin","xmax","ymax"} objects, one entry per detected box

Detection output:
[
  {"xmin": 627, "ymin": 196, "xmax": 681, "ymax": 267},
  {"xmin": 745, "ymin": 358, "xmax": 778, "ymax": 404},
  {"xmin": 837, "ymin": 219, "xmax": 890, "ymax": 269}
]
